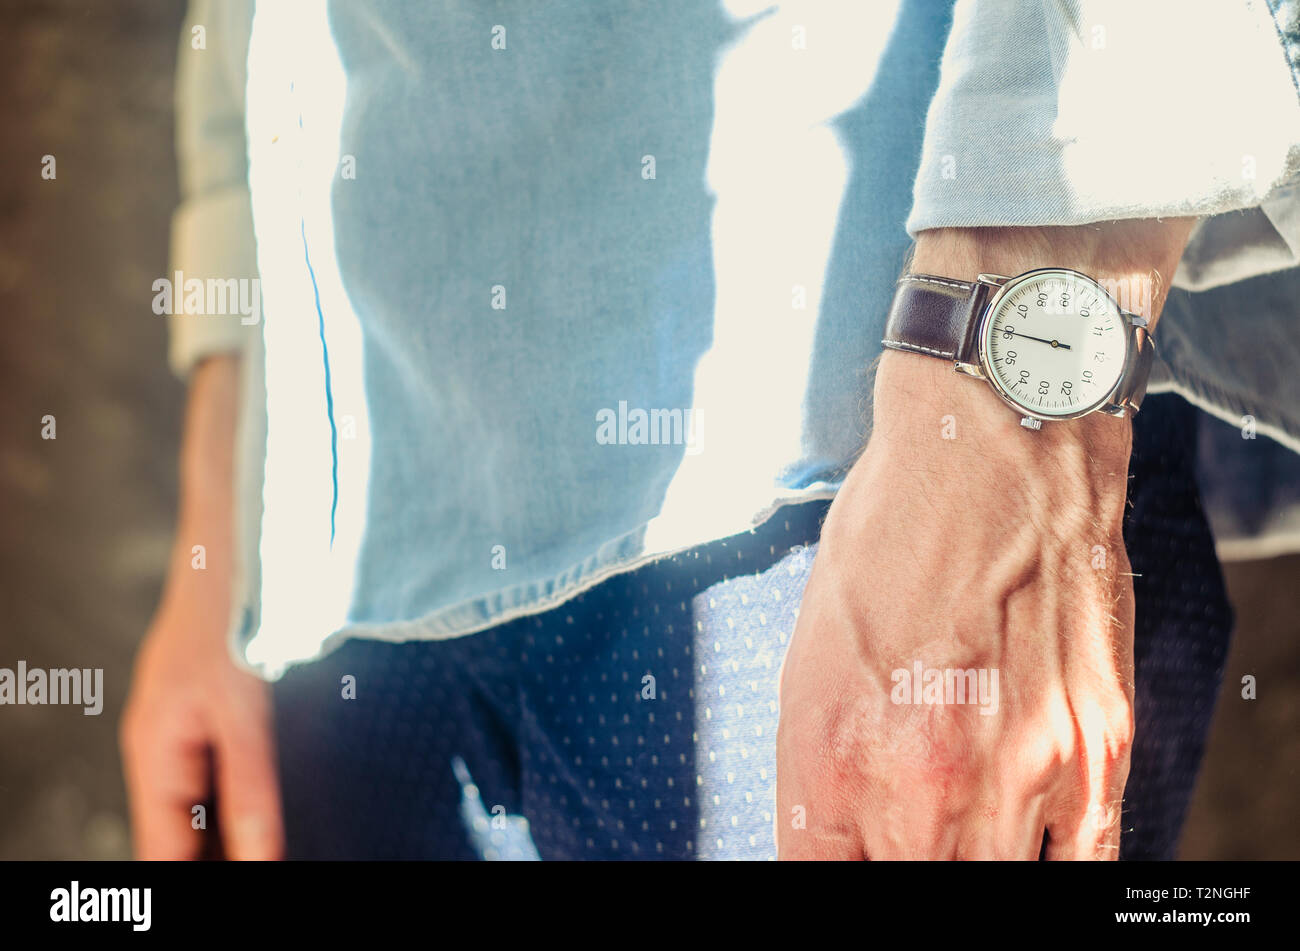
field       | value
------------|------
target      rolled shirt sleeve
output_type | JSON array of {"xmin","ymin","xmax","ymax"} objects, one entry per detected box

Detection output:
[
  {"xmin": 167, "ymin": 0, "xmax": 258, "ymax": 378},
  {"xmin": 908, "ymin": 0, "xmax": 1300, "ymax": 290}
]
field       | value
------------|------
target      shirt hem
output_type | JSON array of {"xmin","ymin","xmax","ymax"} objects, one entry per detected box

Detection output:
[{"xmin": 235, "ymin": 487, "xmax": 838, "ymax": 679}]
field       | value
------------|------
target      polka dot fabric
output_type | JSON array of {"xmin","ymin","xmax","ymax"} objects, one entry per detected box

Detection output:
[{"xmin": 272, "ymin": 393, "xmax": 1231, "ymax": 860}]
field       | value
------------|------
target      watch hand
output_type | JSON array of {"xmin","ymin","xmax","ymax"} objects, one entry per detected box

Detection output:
[{"xmin": 994, "ymin": 327, "xmax": 1072, "ymax": 351}]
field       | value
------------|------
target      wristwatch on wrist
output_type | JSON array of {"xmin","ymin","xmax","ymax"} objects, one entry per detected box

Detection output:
[{"xmin": 882, "ymin": 268, "xmax": 1153, "ymax": 429}]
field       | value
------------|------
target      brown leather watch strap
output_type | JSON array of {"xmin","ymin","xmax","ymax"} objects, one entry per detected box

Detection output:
[{"xmin": 882, "ymin": 274, "xmax": 992, "ymax": 365}]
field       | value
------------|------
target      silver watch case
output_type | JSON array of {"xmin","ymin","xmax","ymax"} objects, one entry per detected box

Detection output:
[{"xmin": 953, "ymin": 268, "xmax": 1149, "ymax": 424}]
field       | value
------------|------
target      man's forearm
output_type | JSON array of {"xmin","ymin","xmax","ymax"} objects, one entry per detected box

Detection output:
[{"xmin": 165, "ymin": 354, "xmax": 240, "ymax": 592}]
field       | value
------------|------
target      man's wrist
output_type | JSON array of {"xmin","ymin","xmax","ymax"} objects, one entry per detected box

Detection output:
[
  {"xmin": 868, "ymin": 350, "xmax": 1133, "ymax": 530},
  {"xmin": 869, "ymin": 218, "xmax": 1196, "ymax": 467},
  {"xmin": 874, "ymin": 348, "xmax": 1131, "ymax": 456}
]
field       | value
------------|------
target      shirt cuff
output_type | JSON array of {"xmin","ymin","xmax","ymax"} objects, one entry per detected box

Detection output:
[
  {"xmin": 165, "ymin": 184, "xmax": 259, "ymax": 378},
  {"xmin": 907, "ymin": 0, "xmax": 1300, "ymax": 244}
]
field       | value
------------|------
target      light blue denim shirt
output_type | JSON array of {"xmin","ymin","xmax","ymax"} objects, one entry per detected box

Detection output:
[{"xmin": 166, "ymin": 1, "xmax": 1300, "ymax": 677}]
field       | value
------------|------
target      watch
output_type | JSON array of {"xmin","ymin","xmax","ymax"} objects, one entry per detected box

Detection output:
[{"xmin": 881, "ymin": 268, "xmax": 1153, "ymax": 429}]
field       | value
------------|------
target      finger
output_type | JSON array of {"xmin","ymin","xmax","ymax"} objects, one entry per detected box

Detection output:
[
  {"xmin": 774, "ymin": 800, "xmax": 868, "ymax": 862},
  {"xmin": 776, "ymin": 635, "xmax": 867, "ymax": 859},
  {"xmin": 121, "ymin": 709, "xmax": 211, "ymax": 860},
  {"xmin": 776, "ymin": 752, "xmax": 865, "ymax": 859},
  {"xmin": 952, "ymin": 790, "xmax": 1047, "ymax": 860},
  {"xmin": 862, "ymin": 717, "xmax": 983, "ymax": 860},
  {"xmin": 775, "ymin": 737, "xmax": 865, "ymax": 859},
  {"xmin": 862, "ymin": 775, "xmax": 975, "ymax": 859},
  {"xmin": 1043, "ymin": 788, "xmax": 1124, "ymax": 860},
  {"xmin": 1043, "ymin": 715, "xmax": 1132, "ymax": 860},
  {"xmin": 994, "ymin": 792, "xmax": 1048, "ymax": 860},
  {"xmin": 214, "ymin": 705, "xmax": 285, "ymax": 861}
]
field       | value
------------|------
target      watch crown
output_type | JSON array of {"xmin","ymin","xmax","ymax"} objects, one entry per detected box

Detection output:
[{"xmin": 1020, "ymin": 416, "xmax": 1043, "ymax": 431}]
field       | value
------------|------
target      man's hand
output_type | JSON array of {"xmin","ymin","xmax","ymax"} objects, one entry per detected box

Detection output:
[
  {"xmin": 120, "ymin": 356, "xmax": 283, "ymax": 860},
  {"xmin": 775, "ymin": 221, "xmax": 1193, "ymax": 860}
]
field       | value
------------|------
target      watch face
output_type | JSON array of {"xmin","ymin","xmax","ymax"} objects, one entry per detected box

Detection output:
[{"xmin": 979, "ymin": 269, "xmax": 1130, "ymax": 419}]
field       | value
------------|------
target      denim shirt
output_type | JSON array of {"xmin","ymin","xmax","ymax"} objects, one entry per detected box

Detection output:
[{"xmin": 167, "ymin": 1, "xmax": 1300, "ymax": 677}]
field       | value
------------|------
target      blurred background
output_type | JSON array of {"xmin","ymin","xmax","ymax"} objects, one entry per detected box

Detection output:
[{"xmin": 0, "ymin": 0, "xmax": 1296, "ymax": 860}]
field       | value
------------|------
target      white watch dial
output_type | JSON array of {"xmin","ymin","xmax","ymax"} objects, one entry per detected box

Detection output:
[{"xmin": 980, "ymin": 270, "xmax": 1129, "ymax": 419}]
